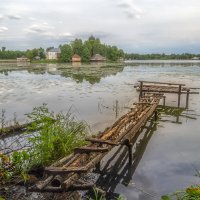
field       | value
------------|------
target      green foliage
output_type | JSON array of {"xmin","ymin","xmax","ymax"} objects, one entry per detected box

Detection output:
[
  {"xmin": 0, "ymin": 150, "xmax": 30, "ymax": 183},
  {"xmin": 26, "ymin": 47, "xmax": 45, "ymax": 60},
  {"xmin": 60, "ymin": 44, "xmax": 73, "ymax": 62},
  {"xmin": 0, "ymin": 50, "xmax": 25, "ymax": 59},
  {"xmin": 81, "ymin": 46, "xmax": 91, "ymax": 62},
  {"xmin": 71, "ymin": 39, "xmax": 83, "ymax": 56},
  {"xmin": 26, "ymin": 105, "xmax": 88, "ymax": 167},
  {"xmin": 0, "ymin": 105, "xmax": 89, "ymax": 184},
  {"xmin": 88, "ymin": 188, "xmax": 104, "ymax": 200},
  {"xmin": 88, "ymin": 187, "xmax": 126, "ymax": 200},
  {"xmin": 162, "ymin": 185, "xmax": 200, "ymax": 200},
  {"xmin": 59, "ymin": 36, "xmax": 124, "ymax": 63},
  {"xmin": 125, "ymin": 53, "xmax": 200, "ymax": 60}
]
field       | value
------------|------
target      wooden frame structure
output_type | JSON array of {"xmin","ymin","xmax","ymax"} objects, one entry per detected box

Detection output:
[
  {"xmin": 137, "ymin": 80, "xmax": 199, "ymax": 108},
  {"xmin": 29, "ymin": 81, "xmax": 199, "ymax": 193},
  {"xmin": 29, "ymin": 93, "xmax": 163, "ymax": 192}
]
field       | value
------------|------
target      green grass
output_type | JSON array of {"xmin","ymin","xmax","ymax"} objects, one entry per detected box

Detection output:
[
  {"xmin": 162, "ymin": 185, "xmax": 200, "ymax": 200},
  {"xmin": 0, "ymin": 105, "xmax": 89, "ymax": 184}
]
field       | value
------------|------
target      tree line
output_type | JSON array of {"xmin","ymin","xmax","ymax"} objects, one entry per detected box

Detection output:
[
  {"xmin": 125, "ymin": 53, "xmax": 200, "ymax": 60},
  {"xmin": 59, "ymin": 36, "xmax": 124, "ymax": 62},
  {"xmin": 0, "ymin": 36, "xmax": 124, "ymax": 62},
  {"xmin": 1, "ymin": 42, "xmax": 200, "ymax": 61}
]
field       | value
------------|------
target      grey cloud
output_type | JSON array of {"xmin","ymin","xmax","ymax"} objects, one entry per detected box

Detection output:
[
  {"xmin": 117, "ymin": 0, "xmax": 143, "ymax": 19},
  {"xmin": 1, "ymin": 0, "xmax": 200, "ymax": 53},
  {"xmin": 25, "ymin": 23, "xmax": 55, "ymax": 34},
  {"xmin": 7, "ymin": 14, "xmax": 22, "ymax": 20}
]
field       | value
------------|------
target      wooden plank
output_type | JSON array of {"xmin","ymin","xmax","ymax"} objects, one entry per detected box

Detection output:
[
  {"xmin": 45, "ymin": 166, "xmax": 87, "ymax": 174},
  {"xmin": 138, "ymin": 80, "xmax": 185, "ymax": 86},
  {"xmin": 35, "ymin": 175, "xmax": 54, "ymax": 190},
  {"xmin": 85, "ymin": 138, "xmax": 119, "ymax": 146},
  {"xmin": 74, "ymin": 146, "xmax": 109, "ymax": 153}
]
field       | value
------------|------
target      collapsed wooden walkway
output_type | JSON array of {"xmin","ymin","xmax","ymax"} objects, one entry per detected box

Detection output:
[
  {"xmin": 29, "ymin": 93, "xmax": 163, "ymax": 192},
  {"xmin": 29, "ymin": 81, "xmax": 199, "ymax": 193},
  {"xmin": 135, "ymin": 80, "xmax": 199, "ymax": 108}
]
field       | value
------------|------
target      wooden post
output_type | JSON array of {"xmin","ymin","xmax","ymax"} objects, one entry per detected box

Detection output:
[
  {"xmin": 139, "ymin": 81, "xmax": 143, "ymax": 100},
  {"xmin": 186, "ymin": 89, "xmax": 190, "ymax": 109},
  {"xmin": 95, "ymin": 162, "xmax": 101, "ymax": 172},
  {"xmin": 163, "ymin": 96, "xmax": 166, "ymax": 106},
  {"xmin": 154, "ymin": 110, "xmax": 158, "ymax": 121},
  {"xmin": 178, "ymin": 85, "xmax": 182, "ymax": 107},
  {"xmin": 116, "ymin": 100, "xmax": 119, "ymax": 118},
  {"xmin": 128, "ymin": 144, "xmax": 133, "ymax": 165},
  {"xmin": 123, "ymin": 139, "xmax": 133, "ymax": 165}
]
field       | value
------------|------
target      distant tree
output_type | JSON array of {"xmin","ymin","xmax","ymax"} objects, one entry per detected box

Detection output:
[
  {"xmin": 26, "ymin": 49, "xmax": 34, "ymax": 60},
  {"xmin": 46, "ymin": 47, "xmax": 54, "ymax": 52},
  {"xmin": 1, "ymin": 47, "xmax": 6, "ymax": 52},
  {"xmin": 38, "ymin": 47, "xmax": 45, "ymax": 59},
  {"xmin": 71, "ymin": 39, "xmax": 83, "ymax": 56},
  {"xmin": 60, "ymin": 44, "xmax": 73, "ymax": 62},
  {"xmin": 81, "ymin": 46, "xmax": 90, "ymax": 62}
]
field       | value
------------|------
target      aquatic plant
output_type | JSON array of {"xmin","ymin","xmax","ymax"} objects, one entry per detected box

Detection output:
[
  {"xmin": 26, "ymin": 104, "xmax": 89, "ymax": 167},
  {"xmin": 0, "ymin": 105, "xmax": 89, "ymax": 184},
  {"xmin": 162, "ymin": 185, "xmax": 200, "ymax": 200}
]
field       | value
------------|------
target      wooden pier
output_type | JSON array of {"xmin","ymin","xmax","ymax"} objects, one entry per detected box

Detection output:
[
  {"xmin": 136, "ymin": 80, "xmax": 199, "ymax": 108},
  {"xmin": 29, "ymin": 81, "xmax": 199, "ymax": 193}
]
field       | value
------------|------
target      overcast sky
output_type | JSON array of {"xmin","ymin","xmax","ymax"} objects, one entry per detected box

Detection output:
[{"xmin": 0, "ymin": 0, "xmax": 200, "ymax": 53}]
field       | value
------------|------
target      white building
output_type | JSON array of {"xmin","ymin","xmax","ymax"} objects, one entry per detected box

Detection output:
[{"xmin": 46, "ymin": 48, "xmax": 61, "ymax": 60}]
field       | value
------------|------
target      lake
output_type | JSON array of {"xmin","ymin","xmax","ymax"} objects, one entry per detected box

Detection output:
[{"xmin": 0, "ymin": 61, "xmax": 200, "ymax": 199}]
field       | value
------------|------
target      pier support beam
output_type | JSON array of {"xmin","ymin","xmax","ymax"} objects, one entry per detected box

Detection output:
[
  {"xmin": 123, "ymin": 139, "xmax": 133, "ymax": 165},
  {"xmin": 163, "ymin": 96, "xmax": 166, "ymax": 106},
  {"xmin": 154, "ymin": 110, "xmax": 158, "ymax": 121},
  {"xmin": 186, "ymin": 89, "xmax": 190, "ymax": 109},
  {"xmin": 139, "ymin": 81, "xmax": 143, "ymax": 100},
  {"xmin": 178, "ymin": 85, "xmax": 182, "ymax": 107}
]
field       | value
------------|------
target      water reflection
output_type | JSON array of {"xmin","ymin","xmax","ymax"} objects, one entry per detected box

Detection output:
[
  {"xmin": 87, "ymin": 105, "xmax": 198, "ymax": 200},
  {"xmin": 93, "ymin": 118, "xmax": 157, "ymax": 199},
  {"xmin": 0, "ymin": 64, "xmax": 124, "ymax": 85},
  {"xmin": 0, "ymin": 62, "xmax": 200, "ymax": 199}
]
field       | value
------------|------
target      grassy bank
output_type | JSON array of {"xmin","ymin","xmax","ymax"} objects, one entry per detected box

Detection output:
[{"xmin": 0, "ymin": 105, "xmax": 89, "ymax": 186}]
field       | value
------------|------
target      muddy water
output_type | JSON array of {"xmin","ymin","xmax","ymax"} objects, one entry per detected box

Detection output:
[{"xmin": 0, "ymin": 61, "xmax": 200, "ymax": 199}]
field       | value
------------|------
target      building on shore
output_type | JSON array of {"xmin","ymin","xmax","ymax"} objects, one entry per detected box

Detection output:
[
  {"xmin": 17, "ymin": 56, "xmax": 30, "ymax": 62},
  {"xmin": 72, "ymin": 54, "xmax": 81, "ymax": 62},
  {"xmin": 191, "ymin": 57, "xmax": 199, "ymax": 60},
  {"xmin": 46, "ymin": 48, "xmax": 61, "ymax": 60},
  {"xmin": 90, "ymin": 54, "xmax": 106, "ymax": 62}
]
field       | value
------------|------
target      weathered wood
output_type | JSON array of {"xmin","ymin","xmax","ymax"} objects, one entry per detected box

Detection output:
[
  {"xmin": 32, "ymin": 85, "xmax": 196, "ymax": 193},
  {"xmin": 51, "ymin": 175, "xmax": 63, "ymax": 187},
  {"xmin": 139, "ymin": 81, "xmax": 143, "ymax": 100},
  {"xmin": 163, "ymin": 96, "xmax": 166, "ymax": 106},
  {"xmin": 74, "ymin": 147, "xmax": 109, "ymax": 153},
  {"xmin": 51, "ymin": 154, "xmax": 74, "ymax": 167},
  {"xmin": 45, "ymin": 166, "xmax": 88, "ymax": 174},
  {"xmin": 61, "ymin": 173, "xmax": 79, "ymax": 190},
  {"xmin": 70, "ymin": 183, "xmax": 95, "ymax": 190},
  {"xmin": 35, "ymin": 175, "xmax": 54, "ymax": 190},
  {"xmin": 178, "ymin": 85, "xmax": 182, "ymax": 107},
  {"xmin": 86, "ymin": 138, "xmax": 119, "ymax": 146},
  {"xmin": 186, "ymin": 89, "xmax": 190, "ymax": 109},
  {"xmin": 138, "ymin": 80, "xmax": 185, "ymax": 86}
]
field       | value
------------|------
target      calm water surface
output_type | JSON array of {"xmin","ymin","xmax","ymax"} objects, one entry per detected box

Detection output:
[{"xmin": 0, "ymin": 62, "xmax": 200, "ymax": 199}]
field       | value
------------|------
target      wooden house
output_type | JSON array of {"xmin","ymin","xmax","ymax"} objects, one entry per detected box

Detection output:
[
  {"xmin": 90, "ymin": 54, "xmax": 106, "ymax": 62},
  {"xmin": 46, "ymin": 48, "xmax": 61, "ymax": 60},
  {"xmin": 72, "ymin": 54, "xmax": 81, "ymax": 62},
  {"xmin": 17, "ymin": 56, "xmax": 30, "ymax": 62}
]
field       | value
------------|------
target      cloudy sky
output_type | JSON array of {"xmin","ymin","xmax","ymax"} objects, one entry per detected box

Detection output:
[{"xmin": 0, "ymin": 0, "xmax": 200, "ymax": 53}]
